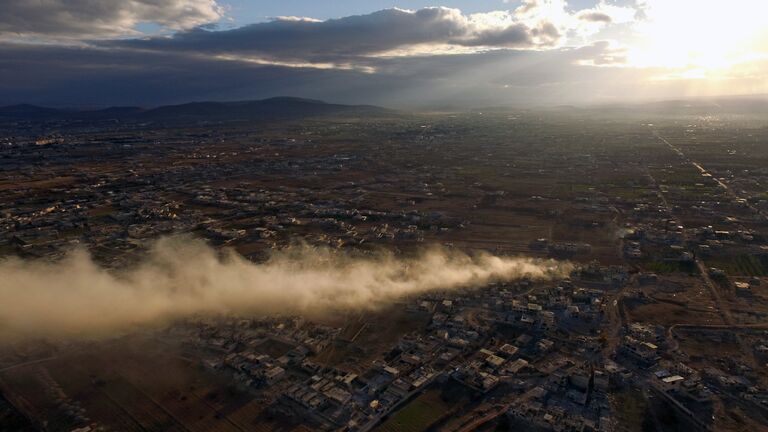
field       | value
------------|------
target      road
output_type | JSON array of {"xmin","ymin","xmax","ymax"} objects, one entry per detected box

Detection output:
[
  {"xmin": 668, "ymin": 321, "xmax": 768, "ymax": 353},
  {"xmin": 450, "ymin": 385, "xmax": 544, "ymax": 432},
  {"xmin": 603, "ymin": 281, "xmax": 630, "ymax": 358},
  {"xmin": 653, "ymin": 131, "xmax": 758, "ymax": 368},
  {"xmin": 0, "ymin": 356, "xmax": 60, "ymax": 373},
  {"xmin": 654, "ymin": 131, "xmax": 766, "ymax": 220},
  {"xmin": 0, "ymin": 338, "xmax": 129, "ymax": 373}
]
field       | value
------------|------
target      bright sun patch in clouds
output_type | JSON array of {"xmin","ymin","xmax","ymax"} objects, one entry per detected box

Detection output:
[
  {"xmin": 0, "ymin": 0, "xmax": 767, "ymax": 106},
  {"xmin": 628, "ymin": 0, "xmax": 768, "ymax": 74}
]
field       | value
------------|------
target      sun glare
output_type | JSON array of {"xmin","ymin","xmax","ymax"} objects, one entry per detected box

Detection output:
[{"xmin": 628, "ymin": 0, "xmax": 768, "ymax": 74}]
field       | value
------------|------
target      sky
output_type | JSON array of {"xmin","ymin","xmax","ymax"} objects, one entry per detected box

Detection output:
[{"xmin": 1, "ymin": 0, "xmax": 767, "ymax": 108}]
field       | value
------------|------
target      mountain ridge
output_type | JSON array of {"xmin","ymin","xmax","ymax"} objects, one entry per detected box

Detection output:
[{"xmin": 0, "ymin": 97, "xmax": 392, "ymax": 123}]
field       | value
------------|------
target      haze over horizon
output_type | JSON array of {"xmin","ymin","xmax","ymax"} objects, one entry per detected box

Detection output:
[{"xmin": 3, "ymin": 0, "xmax": 767, "ymax": 108}]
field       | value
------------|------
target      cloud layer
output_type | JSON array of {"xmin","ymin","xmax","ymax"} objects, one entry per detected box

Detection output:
[
  {"xmin": 0, "ymin": 2, "xmax": 645, "ymax": 107},
  {"xmin": 0, "ymin": 237, "xmax": 571, "ymax": 340},
  {"xmin": 0, "ymin": 0, "xmax": 223, "ymax": 38},
  {"xmin": 110, "ymin": 7, "xmax": 568, "ymax": 65},
  {"xmin": 0, "ymin": 1, "xmax": 765, "ymax": 107},
  {"xmin": 0, "ymin": 39, "xmax": 664, "ymax": 108}
]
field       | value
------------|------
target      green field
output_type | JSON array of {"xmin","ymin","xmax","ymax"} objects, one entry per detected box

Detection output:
[
  {"xmin": 376, "ymin": 390, "xmax": 453, "ymax": 432},
  {"xmin": 640, "ymin": 259, "xmax": 698, "ymax": 275},
  {"xmin": 706, "ymin": 254, "xmax": 768, "ymax": 277},
  {"xmin": 611, "ymin": 388, "xmax": 651, "ymax": 432}
]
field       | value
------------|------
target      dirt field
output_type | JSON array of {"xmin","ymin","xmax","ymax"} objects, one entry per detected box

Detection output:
[
  {"xmin": 313, "ymin": 306, "xmax": 431, "ymax": 373},
  {"xmin": 0, "ymin": 337, "xmax": 272, "ymax": 432},
  {"xmin": 626, "ymin": 300, "xmax": 724, "ymax": 327}
]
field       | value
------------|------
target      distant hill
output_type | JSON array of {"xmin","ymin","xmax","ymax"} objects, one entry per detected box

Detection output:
[
  {"xmin": 141, "ymin": 97, "xmax": 388, "ymax": 121},
  {"xmin": 0, "ymin": 97, "xmax": 392, "ymax": 123},
  {"xmin": 0, "ymin": 104, "xmax": 66, "ymax": 119},
  {"xmin": 470, "ymin": 95, "xmax": 768, "ymax": 117},
  {"xmin": 586, "ymin": 96, "xmax": 768, "ymax": 116}
]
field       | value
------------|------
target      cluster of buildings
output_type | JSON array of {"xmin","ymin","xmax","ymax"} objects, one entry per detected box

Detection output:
[
  {"xmin": 151, "ymin": 265, "xmax": 639, "ymax": 431},
  {"xmin": 0, "ymin": 134, "xmax": 469, "ymax": 265}
]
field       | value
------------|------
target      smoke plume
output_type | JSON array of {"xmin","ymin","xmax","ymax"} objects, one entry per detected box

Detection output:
[{"xmin": 0, "ymin": 236, "xmax": 571, "ymax": 339}]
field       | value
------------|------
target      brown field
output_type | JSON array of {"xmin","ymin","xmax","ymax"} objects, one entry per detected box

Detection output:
[
  {"xmin": 0, "ymin": 176, "xmax": 77, "ymax": 191},
  {"xmin": 314, "ymin": 306, "xmax": 431, "ymax": 373},
  {"xmin": 626, "ymin": 301, "xmax": 724, "ymax": 327},
  {"xmin": 676, "ymin": 329, "xmax": 743, "ymax": 363},
  {"xmin": 0, "ymin": 337, "xmax": 269, "ymax": 432}
]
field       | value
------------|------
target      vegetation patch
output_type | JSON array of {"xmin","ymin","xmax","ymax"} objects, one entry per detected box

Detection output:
[
  {"xmin": 706, "ymin": 254, "xmax": 768, "ymax": 277},
  {"xmin": 376, "ymin": 389, "xmax": 455, "ymax": 432}
]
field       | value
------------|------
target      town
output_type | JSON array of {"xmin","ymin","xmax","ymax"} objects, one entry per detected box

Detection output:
[{"xmin": 1, "ymin": 108, "xmax": 768, "ymax": 432}]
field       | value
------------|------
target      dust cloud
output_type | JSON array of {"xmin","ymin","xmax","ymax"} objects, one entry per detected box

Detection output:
[{"xmin": 0, "ymin": 236, "xmax": 572, "ymax": 339}]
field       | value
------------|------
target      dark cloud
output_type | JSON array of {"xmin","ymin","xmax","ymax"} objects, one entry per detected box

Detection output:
[
  {"xmin": 577, "ymin": 11, "xmax": 614, "ymax": 23},
  {"xmin": 465, "ymin": 24, "xmax": 535, "ymax": 47},
  {"xmin": 0, "ymin": 0, "xmax": 223, "ymax": 38},
  {"xmin": 0, "ymin": 40, "xmax": 642, "ymax": 108},
  {"xmin": 0, "ymin": 5, "xmax": 665, "ymax": 108},
  {"xmin": 109, "ymin": 7, "xmax": 563, "ymax": 63}
]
